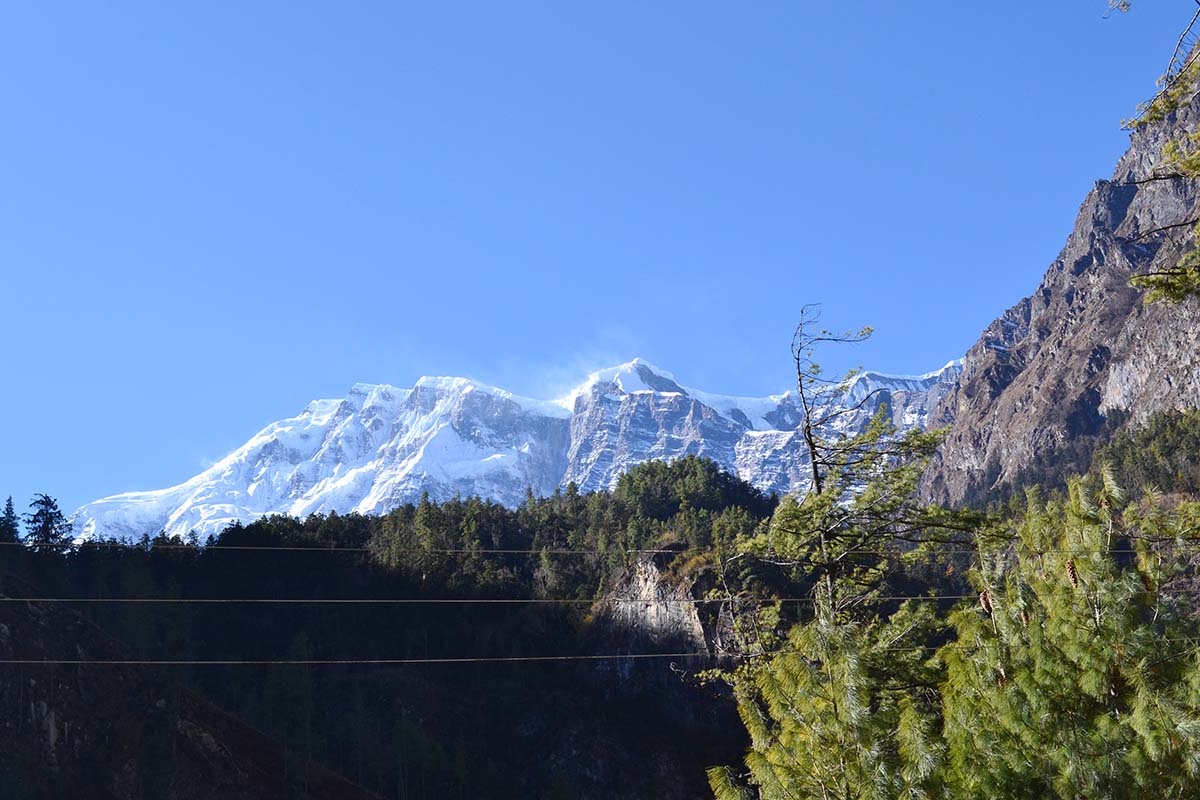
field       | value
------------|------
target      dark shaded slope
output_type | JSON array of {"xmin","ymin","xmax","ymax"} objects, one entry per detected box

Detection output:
[{"xmin": 0, "ymin": 573, "xmax": 379, "ymax": 800}]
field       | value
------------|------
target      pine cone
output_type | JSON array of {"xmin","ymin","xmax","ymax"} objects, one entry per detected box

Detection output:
[
  {"xmin": 1066, "ymin": 559, "xmax": 1079, "ymax": 589},
  {"xmin": 979, "ymin": 590, "xmax": 993, "ymax": 616}
]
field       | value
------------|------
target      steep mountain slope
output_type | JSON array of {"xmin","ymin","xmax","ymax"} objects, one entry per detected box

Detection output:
[
  {"xmin": 922, "ymin": 93, "xmax": 1200, "ymax": 504},
  {"xmin": 76, "ymin": 359, "xmax": 960, "ymax": 540}
]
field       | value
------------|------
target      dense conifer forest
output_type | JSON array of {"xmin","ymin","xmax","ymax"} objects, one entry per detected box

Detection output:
[{"xmin": 0, "ymin": 458, "xmax": 776, "ymax": 798}]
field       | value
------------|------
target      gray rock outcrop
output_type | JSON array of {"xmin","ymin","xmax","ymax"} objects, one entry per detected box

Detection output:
[{"xmin": 922, "ymin": 93, "xmax": 1200, "ymax": 504}]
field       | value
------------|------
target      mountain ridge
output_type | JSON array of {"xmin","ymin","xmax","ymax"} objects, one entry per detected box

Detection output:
[{"xmin": 75, "ymin": 358, "xmax": 961, "ymax": 540}]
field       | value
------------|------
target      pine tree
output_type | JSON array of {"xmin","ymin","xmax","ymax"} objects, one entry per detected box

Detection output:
[
  {"xmin": 709, "ymin": 308, "xmax": 977, "ymax": 799},
  {"xmin": 0, "ymin": 497, "xmax": 18, "ymax": 543},
  {"xmin": 23, "ymin": 493, "xmax": 71, "ymax": 552},
  {"xmin": 941, "ymin": 476, "xmax": 1200, "ymax": 798}
]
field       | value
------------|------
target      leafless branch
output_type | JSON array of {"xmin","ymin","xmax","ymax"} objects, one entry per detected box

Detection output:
[
  {"xmin": 1114, "ymin": 172, "xmax": 1189, "ymax": 186},
  {"xmin": 1120, "ymin": 217, "xmax": 1200, "ymax": 244}
]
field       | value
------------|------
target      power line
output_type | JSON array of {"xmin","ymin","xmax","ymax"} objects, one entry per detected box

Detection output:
[
  {"xmin": 0, "ymin": 541, "xmax": 675, "ymax": 555},
  {"xmin": 6, "ymin": 539, "xmax": 1200, "ymax": 557},
  {"xmin": 8, "ymin": 638, "xmax": 1200, "ymax": 667},
  {"xmin": 9, "ymin": 587, "xmax": 1195, "ymax": 606},
  {"xmin": 0, "ymin": 652, "xmax": 715, "ymax": 666},
  {"xmin": 0, "ymin": 593, "xmax": 980, "ymax": 605}
]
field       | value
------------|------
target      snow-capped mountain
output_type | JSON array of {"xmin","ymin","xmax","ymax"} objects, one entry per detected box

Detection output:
[{"xmin": 74, "ymin": 359, "xmax": 961, "ymax": 540}]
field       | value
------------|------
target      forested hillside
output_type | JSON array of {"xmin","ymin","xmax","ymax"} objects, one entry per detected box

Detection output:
[
  {"xmin": 0, "ymin": 458, "xmax": 780, "ymax": 799},
  {"xmin": 7, "ymin": 401, "xmax": 1200, "ymax": 799}
]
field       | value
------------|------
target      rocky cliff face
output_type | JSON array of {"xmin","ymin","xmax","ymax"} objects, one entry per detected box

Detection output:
[
  {"xmin": 923, "ymin": 94, "xmax": 1200, "ymax": 505},
  {"xmin": 76, "ymin": 359, "xmax": 960, "ymax": 540},
  {"xmin": 592, "ymin": 557, "xmax": 709, "ymax": 653}
]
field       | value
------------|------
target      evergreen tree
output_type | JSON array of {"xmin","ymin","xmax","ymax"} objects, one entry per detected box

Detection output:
[
  {"xmin": 0, "ymin": 496, "xmax": 18, "ymax": 543},
  {"xmin": 710, "ymin": 309, "xmax": 977, "ymax": 799},
  {"xmin": 23, "ymin": 493, "xmax": 71, "ymax": 552},
  {"xmin": 942, "ymin": 477, "xmax": 1200, "ymax": 798}
]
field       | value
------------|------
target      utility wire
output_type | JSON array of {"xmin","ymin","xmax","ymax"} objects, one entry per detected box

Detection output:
[
  {"xmin": 6, "ymin": 540, "xmax": 1200, "ymax": 557},
  {"xmin": 0, "ymin": 652, "xmax": 715, "ymax": 666},
  {"xmin": 12, "ymin": 586, "xmax": 1199, "ymax": 605},
  {"xmin": 9, "ymin": 638, "xmax": 1200, "ymax": 667},
  {"xmin": 0, "ymin": 593, "xmax": 980, "ymax": 605},
  {"xmin": 0, "ymin": 541, "xmax": 676, "ymax": 555}
]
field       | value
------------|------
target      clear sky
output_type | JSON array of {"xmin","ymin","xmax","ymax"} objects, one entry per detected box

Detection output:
[{"xmin": 0, "ymin": 1, "xmax": 1188, "ymax": 514}]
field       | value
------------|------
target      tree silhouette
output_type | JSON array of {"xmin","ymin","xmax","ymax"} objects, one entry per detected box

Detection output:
[
  {"xmin": 23, "ymin": 493, "xmax": 71, "ymax": 552},
  {"xmin": 0, "ymin": 497, "xmax": 18, "ymax": 543}
]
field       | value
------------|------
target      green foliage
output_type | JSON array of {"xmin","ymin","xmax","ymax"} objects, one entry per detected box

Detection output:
[
  {"xmin": 1116, "ymin": 8, "xmax": 1200, "ymax": 303},
  {"xmin": 714, "ymin": 600, "xmax": 944, "ymax": 800},
  {"xmin": 711, "ymin": 415, "xmax": 969, "ymax": 798},
  {"xmin": 711, "ymin": 312, "xmax": 978, "ymax": 798},
  {"xmin": 710, "ymin": 310, "xmax": 1200, "ymax": 798},
  {"xmin": 942, "ymin": 480, "xmax": 1200, "ymax": 798},
  {"xmin": 613, "ymin": 455, "xmax": 776, "ymax": 523},
  {"xmin": 1092, "ymin": 408, "xmax": 1200, "ymax": 496},
  {"xmin": 718, "ymin": 459, "xmax": 1200, "ymax": 799},
  {"xmin": 1161, "ymin": 129, "xmax": 1200, "ymax": 178},
  {"xmin": 1124, "ymin": 47, "xmax": 1200, "ymax": 131}
]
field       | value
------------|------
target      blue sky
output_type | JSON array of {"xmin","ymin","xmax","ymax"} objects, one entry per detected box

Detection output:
[{"xmin": 0, "ymin": 1, "xmax": 1187, "ymax": 514}]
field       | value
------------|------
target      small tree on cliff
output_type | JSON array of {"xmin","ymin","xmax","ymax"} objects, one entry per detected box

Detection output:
[{"xmin": 1116, "ymin": 2, "xmax": 1200, "ymax": 303}]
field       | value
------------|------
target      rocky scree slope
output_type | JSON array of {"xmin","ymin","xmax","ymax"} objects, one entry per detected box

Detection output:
[
  {"xmin": 76, "ymin": 359, "xmax": 960, "ymax": 540},
  {"xmin": 922, "ymin": 93, "xmax": 1200, "ymax": 505}
]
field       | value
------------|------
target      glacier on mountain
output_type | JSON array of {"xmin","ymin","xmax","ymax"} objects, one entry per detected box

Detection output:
[{"xmin": 74, "ymin": 358, "xmax": 961, "ymax": 540}]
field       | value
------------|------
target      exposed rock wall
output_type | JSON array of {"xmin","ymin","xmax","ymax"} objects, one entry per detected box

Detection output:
[
  {"xmin": 923, "ymin": 94, "xmax": 1200, "ymax": 504},
  {"xmin": 592, "ymin": 558, "xmax": 708, "ymax": 654}
]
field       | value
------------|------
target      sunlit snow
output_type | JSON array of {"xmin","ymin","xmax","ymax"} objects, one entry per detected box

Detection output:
[{"xmin": 74, "ymin": 359, "xmax": 961, "ymax": 540}]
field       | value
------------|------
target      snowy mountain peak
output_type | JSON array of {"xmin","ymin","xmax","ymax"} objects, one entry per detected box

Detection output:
[
  {"xmin": 563, "ymin": 358, "xmax": 683, "ymax": 402},
  {"xmin": 601, "ymin": 358, "xmax": 677, "ymax": 385},
  {"xmin": 75, "ymin": 357, "xmax": 964, "ymax": 540}
]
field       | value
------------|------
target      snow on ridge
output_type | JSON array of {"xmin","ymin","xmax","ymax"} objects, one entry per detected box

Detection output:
[
  {"xmin": 74, "ymin": 356, "xmax": 962, "ymax": 540},
  {"xmin": 554, "ymin": 358, "xmax": 682, "ymax": 408},
  {"xmin": 414, "ymin": 375, "xmax": 572, "ymax": 420},
  {"xmin": 849, "ymin": 360, "xmax": 963, "ymax": 386}
]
